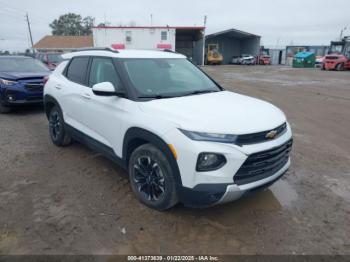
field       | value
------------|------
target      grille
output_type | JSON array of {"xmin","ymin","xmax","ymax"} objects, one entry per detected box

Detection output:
[
  {"xmin": 235, "ymin": 122, "xmax": 287, "ymax": 145},
  {"xmin": 25, "ymin": 83, "xmax": 44, "ymax": 92},
  {"xmin": 234, "ymin": 139, "xmax": 293, "ymax": 185}
]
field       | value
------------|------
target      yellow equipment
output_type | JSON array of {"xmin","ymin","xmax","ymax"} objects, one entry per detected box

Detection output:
[{"xmin": 206, "ymin": 44, "xmax": 223, "ymax": 65}]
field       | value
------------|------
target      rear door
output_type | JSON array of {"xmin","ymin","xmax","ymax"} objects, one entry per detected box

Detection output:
[{"xmin": 59, "ymin": 56, "xmax": 90, "ymax": 134}]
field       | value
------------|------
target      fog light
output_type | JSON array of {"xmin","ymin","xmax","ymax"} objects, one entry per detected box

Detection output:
[
  {"xmin": 7, "ymin": 95, "xmax": 14, "ymax": 101},
  {"xmin": 196, "ymin": 153, "xmax": 226, "ymax": 172}
]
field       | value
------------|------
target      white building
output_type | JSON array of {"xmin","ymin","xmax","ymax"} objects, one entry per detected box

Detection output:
[{"xmin": 92, "ymin": 26, "xmax": 205, "ymax": 64}]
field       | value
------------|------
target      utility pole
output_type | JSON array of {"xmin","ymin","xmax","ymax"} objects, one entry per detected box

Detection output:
[
  {"xmin": 26, "ymin": 13, "xmax": 34, "ymax": 54},
  {"xmin": 202, "ymin": 15, "xmax": 207, "ymax": 66}
]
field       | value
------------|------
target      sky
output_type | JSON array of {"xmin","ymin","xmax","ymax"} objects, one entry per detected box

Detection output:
[{"xmin": 0, "ymin": 0, "xmax": 349, "ymax": 52}]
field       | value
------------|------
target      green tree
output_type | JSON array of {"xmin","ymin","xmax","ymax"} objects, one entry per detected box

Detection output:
[{"xmin": 50, "ymin": 13, "xmax": 94, "ymax": 36}]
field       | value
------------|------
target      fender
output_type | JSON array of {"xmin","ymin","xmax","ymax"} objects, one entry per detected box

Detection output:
[{"xmin": 123, "ymin": 127, "xmax": 183, "ymax": 186}]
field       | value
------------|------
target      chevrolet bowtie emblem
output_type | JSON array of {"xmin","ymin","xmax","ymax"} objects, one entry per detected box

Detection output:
[{"xmin": 266, "ymin": 130, "xmax": 278, "ymax": 139}]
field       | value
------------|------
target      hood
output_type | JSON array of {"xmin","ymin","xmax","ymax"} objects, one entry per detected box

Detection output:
[
  {"xmin": 139, "ymin": 91, "xmax": 286, "ymax": 134},
  {"xmin": 0, "ymin": 72, "xmax": 49, "ymax": 81}
]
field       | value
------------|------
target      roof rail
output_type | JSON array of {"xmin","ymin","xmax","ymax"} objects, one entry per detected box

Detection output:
[
  {"xmin": 163, "ymin": 49, "xmax": 177, "ymax": 54},
  {"xmin": 73, "ymin": 47, "xmax": 119, "ymax": 53}
]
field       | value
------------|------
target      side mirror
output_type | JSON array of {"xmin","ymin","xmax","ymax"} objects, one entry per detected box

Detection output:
[{"xmin": 92, "ymin": 82, "xmax": 124, "ymax": 97}]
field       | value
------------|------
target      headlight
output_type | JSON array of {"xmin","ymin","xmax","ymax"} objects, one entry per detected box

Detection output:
[
  {"xmin": 179, "ymin": 129, "xmax": 238, "ymax": 143},
  {"xmin": 0, "ymin": 78, "xmax": 17, "ymax": 86}
]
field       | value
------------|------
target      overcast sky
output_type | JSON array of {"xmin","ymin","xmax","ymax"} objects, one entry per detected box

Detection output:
[{"xmin": 0, "ymin": 0, "xmax": 349, "ymax": 52}]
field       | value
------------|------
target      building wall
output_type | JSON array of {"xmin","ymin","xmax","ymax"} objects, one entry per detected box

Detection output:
[
  {"xmin": 240, "ymin": 38, "xmax": 260, "ymax": 56},
  {"xmin": 93, "ymin": 28, "xmax": 176, "ymax": 50}
]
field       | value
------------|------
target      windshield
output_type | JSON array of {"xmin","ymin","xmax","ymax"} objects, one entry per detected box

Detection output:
[
  {"xmin": 330, "ymin": 44, "xmax": 343, "ymax": 54},
  {"xmin": 48, "ymin": 54, "xmax": 63, "ymax": 63},
  {"xmin": 0, "ymin": 57, "xmax": 49, "ymax": 72},
  {"xmin": 122, "ymin": 58, "xmax": 221, "ymax": 98}
]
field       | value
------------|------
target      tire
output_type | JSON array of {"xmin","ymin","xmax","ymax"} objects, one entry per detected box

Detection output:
[
  {"xmin": 128, "ymin": 143, "xmax": 178, "ymax": 211},
  {"xmin": 336, "ymin": 63, "xmax": 344, "ymax": 71},
  {"xmin": 48, "ymin": 105, "xmax": 72, "ymax": 146},
  {"xmin": 0, "ymin": 102, "xmax": 11, "ymax": 114},
  {"xmin": 321, "ymin": 64, "xmax": 326, "ymax": 70}
]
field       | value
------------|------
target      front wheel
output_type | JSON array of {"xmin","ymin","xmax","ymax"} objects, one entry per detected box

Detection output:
[
  {"xmin": 49, "ymin": 105, "xmax": 72, "ymax": 146},
  {"xmin": 128, "ymin": 144, "xmax": 178, "ymax": 211}
]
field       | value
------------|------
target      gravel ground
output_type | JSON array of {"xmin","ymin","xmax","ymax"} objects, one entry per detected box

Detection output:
[{"xmin": 0, "ymin": 65, "xmax": 349, "ymax": 255}]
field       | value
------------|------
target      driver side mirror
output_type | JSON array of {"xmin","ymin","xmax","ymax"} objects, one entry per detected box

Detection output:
[{"xmin": 92, "ymin": 82, "xmax": 125, "ymax": 97}]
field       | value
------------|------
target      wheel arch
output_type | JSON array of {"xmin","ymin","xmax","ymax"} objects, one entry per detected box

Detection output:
[
  {"xmin": 123, "ymin": 127, "xmax": 183, "ymax": 186},
  {"xmin": 44, "ymin": 94, "xmax": 61, "ymax": 120}
]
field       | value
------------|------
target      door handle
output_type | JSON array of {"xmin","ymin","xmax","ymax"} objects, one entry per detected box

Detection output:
[
  {"xmin": 55, "ymin": 84, "xmax": 62, "ymax": 90},
  {"xmin": 81, "ymin": 93, "xmax": 91, "ymax": 100}
]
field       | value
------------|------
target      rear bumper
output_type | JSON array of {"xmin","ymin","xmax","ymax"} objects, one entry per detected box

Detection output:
[{"xmin": 179, "ymin": 159, "xmax": 290, "ymax": 208}]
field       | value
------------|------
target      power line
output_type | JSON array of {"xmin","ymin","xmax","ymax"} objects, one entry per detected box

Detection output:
[{"xmin": 0, "ymin": 0, "xmax": 48, "ymax": 23}]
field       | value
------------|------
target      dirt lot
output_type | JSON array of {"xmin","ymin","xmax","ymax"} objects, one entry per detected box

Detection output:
[{"xmin": 0, "ymin": 65, "xmax": 350, "ymax": 255}]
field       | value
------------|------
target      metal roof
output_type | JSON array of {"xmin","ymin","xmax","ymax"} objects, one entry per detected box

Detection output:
[
  {"xmin": 33, "ymin": 36, "xmax": 93, "ymax": 49},
  {"xmin": 206, "ymin": 28, "xmax": 260, "ymax": 40}
]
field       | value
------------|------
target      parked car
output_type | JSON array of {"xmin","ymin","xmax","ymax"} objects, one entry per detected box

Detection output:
[
  {"xmin": 0, "ymin": 56, "xmax": 50, "ymax": 113},
  {"xmin": 315, "ymin": 56, "xmax": 324, "ymax": 68},
  {"xmin": 239, "ymin": 54, "xmax": 256, "ymax": 65},
  {"xmin": 36, "ymin": 52, "xmax": 64, "ymax": 70},
  {"xmin": 230, "ymin": 56, "xmax": 240, "ymax": 64},
  {"xmin": 44, "ymin": 49, "xmax": 293, "ymax": 210},
  {"xmin": 259, "ymin": 55, "xmax": 271, "ymax": 65}
]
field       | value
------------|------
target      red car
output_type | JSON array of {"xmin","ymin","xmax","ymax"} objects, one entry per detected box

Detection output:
[
  {"xmin": 35, "ymin": 53, "xmax": 63, "ymax": 70},
  {"xmin": 259, "ymin": 55, "xmax": 271, "ymax": 65}
]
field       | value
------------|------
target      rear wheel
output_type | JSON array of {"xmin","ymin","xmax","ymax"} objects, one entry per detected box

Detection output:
[
  {"xmin": 0, "ymin": 103, "xmax": 11, "ymax": 114},
  {"xmin": 336, "ymin": 63, "xmax": 344, "ymax": 71},
  {"xmin": 128, "ymin": 144, "xmax": 178, "ymax": 211},
  {"xmin": 49, "ymin": 105, "xmax": 72, "ymax": 146}
]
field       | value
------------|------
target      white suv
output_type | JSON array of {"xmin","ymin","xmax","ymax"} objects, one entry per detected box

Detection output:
[{"xmin": 44, "ymin": 48, "xmax": 293, "ymax": 210}]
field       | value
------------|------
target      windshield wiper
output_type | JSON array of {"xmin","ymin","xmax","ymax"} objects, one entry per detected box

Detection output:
[
  {"xmin": 181, "ymin": 90, "xmax": 219, "ymax": 96},
  {"xmin": 138, "ymin": 94, "xmax": 173, "ymax": 99}
]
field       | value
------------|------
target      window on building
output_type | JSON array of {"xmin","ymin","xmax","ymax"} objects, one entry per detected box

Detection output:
[
  {"xmin": 126, "ymin": 31, "xmax": 132, "ymax": 44},
  {"xmin": 161, "ymin": 31, "xmax": 168, "ymax": 41}
]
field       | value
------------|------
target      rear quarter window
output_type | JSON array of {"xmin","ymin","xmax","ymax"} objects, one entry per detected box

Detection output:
[{"xmin": 66, "ymin": 57, "xmax": 89, "ymax": 85}]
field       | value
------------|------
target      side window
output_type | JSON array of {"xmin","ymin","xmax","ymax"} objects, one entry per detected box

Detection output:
[
  {"xmin": 89, "ymin": 57, "xmax": 121, "ymax": 89},
  {"xmin": 66, "ymin": 57, "xmax": 89, "ymax": 85}
]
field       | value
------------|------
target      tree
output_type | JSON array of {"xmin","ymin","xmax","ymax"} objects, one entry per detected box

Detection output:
[{"xmin": 50, "ymin": 13, "xmax": 94, "ymax": 36}]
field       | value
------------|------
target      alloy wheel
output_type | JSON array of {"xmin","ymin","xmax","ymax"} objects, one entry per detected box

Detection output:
[
  {"xmin": 133, "ymin": 156, "xmax": 165, "ymax": 201},
  {"xmin": 49, "ymin": 111, "xmax": 61, "ymax": 140}
]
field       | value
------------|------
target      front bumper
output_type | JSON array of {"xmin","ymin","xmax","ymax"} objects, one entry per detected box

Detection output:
[
  {"xmin": 1, "ymin": 87, "xmax": 43, "ymax": 106},
  {"xmin": 219, "ymin": 158, "xmax": 290, "ymax": 204},
  {"xmin": 164, "ymin": 123, "xmax": 293, "ymax": 207}
]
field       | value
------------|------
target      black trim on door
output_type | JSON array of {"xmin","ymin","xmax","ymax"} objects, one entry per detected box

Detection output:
[{"xmin": 65, "ymin": 124, "xmax": 127, "ymax": 170}]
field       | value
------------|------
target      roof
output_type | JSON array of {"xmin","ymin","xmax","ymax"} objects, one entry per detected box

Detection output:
[
  {"xmin": 62, "ymin": 49, "xmax": 186, "ymax": 60},
  {"xmin": 206, "ymin": 28, "xmax": 260, "ymax": 40},
  {"xmin": 93, "ymin": 26, "xmax": 205, "ymax": 30},
  {"xmin": 0, "ymin": 56, "xmax": 31, "ymax": 59},
  {"xmin": 294, "ymin": 52, "xmax": 315, "ymax": 58},
  {"xmin": 33, "ymin": 35, "xmax": 93, "ymax": 50}
]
